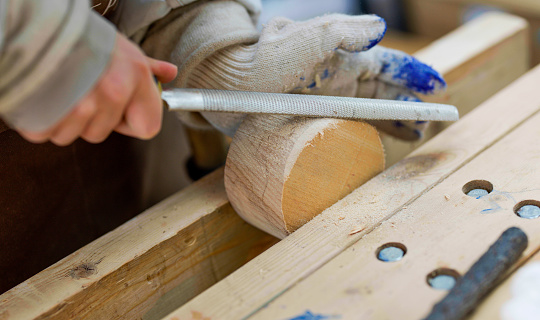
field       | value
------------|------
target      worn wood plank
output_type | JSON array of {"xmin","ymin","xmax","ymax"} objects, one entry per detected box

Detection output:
[
  {"xmin": 164, "ymin": 48, "xmax": 540, "ymax": 320},
  {"xmin": 382, "ymin": 12, "xmax": 529, "ymax": 167},
  {"xmin": 251, "ymin": 83, "xmax": 540, "ymax": 319},
  {"xmin": 0, "ymin": 169, "xmax": 278, "ymax": 320}
]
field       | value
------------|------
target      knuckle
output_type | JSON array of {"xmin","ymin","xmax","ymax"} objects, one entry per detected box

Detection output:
[
  {"xmin": 73, "ymin": 103, "xmax": 96, "ymax": 119},
  {"xmin": 100, "ymin": 76, "xmax": 130, "ymax": 106},
  {"xmin": 83, "ymin": 122, "xmax": 115, "ymax": 144}
]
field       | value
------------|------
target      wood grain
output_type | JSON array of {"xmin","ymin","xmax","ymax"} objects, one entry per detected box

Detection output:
[
  {"xmin": 0, "ymin": 169, "xmax": 278, "ymax": 320},
  {"xmin": 225, "ymin": 117, "xmax": 384, "ymax": 238},
  {"xmin": 251, "ymin": 87, "xmax": 540, "ymax": 319},
  {"xmin": 164, "ymin": 45, "xmax": 540, "ymax": 320},
  {"xmin": 382, "ymin": 12, "xmax": 529, "ymax": 167},
  {"xmin": 403, "ymin": 0, "xmax": 540, "ymax": 65}
]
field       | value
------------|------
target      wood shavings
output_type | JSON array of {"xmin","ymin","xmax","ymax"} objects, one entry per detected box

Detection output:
[
  {"xmin": 444, "ymin": 194, "xmax": 451, "ymax": 201},
  {"xmin": 349, "ymin": 226, "xmax": 365, "ymax": 235},
  {"xmin": 315, "ymin": 74, "xmax": 321, "ymax": 88},
  {"xmin": 338, "ymin": 216, "xmax": 345, "ymax": 220}
]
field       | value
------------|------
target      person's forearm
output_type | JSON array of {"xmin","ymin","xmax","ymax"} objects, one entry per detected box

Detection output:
[{"xmin": 0, "ymin": 0, "xmax": 116, "ymax": 131}]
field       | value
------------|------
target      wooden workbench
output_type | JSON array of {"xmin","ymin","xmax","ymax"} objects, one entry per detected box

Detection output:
[{"xmin": 0, "ymin": 12, "xmax": 536, "ymax": 320}]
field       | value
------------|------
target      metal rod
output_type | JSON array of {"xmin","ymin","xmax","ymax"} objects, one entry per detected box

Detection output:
[{"xmin": 424, "ymin": 227, "xmax": 528, "ymax": 320}]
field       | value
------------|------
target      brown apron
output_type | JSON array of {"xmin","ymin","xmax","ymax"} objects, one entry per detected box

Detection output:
[{"xmin": 0, "ymin": 122, "xmax": 144, "ymax": 293}]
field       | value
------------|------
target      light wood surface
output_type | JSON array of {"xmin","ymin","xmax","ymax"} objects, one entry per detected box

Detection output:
[
  {"xmin": 442, "ymin": 0, "xmax": 540, "ymax": 16},
  {"xmin": 225, "ymin": 13, "xmax": 528, "ymax": 238},
  {"xmin": 0, "ymin": 169, "xmax": 278, "ymax": 320},
  {"xmin": 251, "ymin": 89, "xmax": 540, "ymax": 319},
  {"xmin": 225, "ymin": 118, "xmax": 384, "ymax": 238},
  {"xmin": 1, "ymin": 13, "xmax": 531, "ymax": 320},
  {"xmin": 404, "ymin": 0, "xmax": 540, "ymax": 65},
  {"xmin": 164, "ymin": 50, "xmax": 540, "ymax": 320},
  {"xmin": 379, "ymin": 30, "xmax": 435, "ymax": 54},
  {"xmin": 382, "ymin": 12, "xmax": 529, "ymax": 166},
  {"xmin": 470, "ymin": 250, "xmax": 540, "ymax": 320}
]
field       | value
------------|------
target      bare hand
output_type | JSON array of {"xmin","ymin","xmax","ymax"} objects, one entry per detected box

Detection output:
[{"xmin": 18, "ymin": 33, "xmax": 177, "ymax": 146}]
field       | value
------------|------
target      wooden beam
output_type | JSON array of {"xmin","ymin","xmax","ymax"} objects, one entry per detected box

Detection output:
[
  {"xmin": 0, "ymin": 169, "xmax": 278, "ymax": 320},
  {"xmin": 249, "ymin": 87, "xmax": 540, "ymax": 319},
  {"xmin": 164, "ymin": 63, "xmax": 540, "ymax": 320},
  {"xmin": 382, "ymin": 12, "xmax": 529, "ymax": 166},
  {"xmin": 403, "ymin": 0, "xmax": 540, "ymax": 65}
]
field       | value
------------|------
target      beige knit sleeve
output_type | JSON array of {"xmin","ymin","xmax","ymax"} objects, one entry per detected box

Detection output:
[{"xmin": 0, "ymin": 0, "xmax": 116, "ymax": 131}]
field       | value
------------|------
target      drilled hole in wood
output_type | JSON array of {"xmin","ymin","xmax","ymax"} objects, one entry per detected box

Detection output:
[
  {"xmin": 376, "ymin": 243, "xmax": 406, "ymax": 262},
  {"xmin": 427, "ymin": 268, "xmax": 460, "ymax": 290},
  {"xmin": 514, "ymin": 200, "xmax": 540, "ymax": 219},
  {"xmin": 463, "ymin": 180, "xmax": 493, "ymax": 198}
]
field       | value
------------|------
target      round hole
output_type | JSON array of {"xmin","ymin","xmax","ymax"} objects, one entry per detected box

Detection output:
[
  {"xmin": 427, "ymin": 268, "xmax": 460, "ymax": 290},
  {"xmin": 514, "ymin": 200, "xmax": 540, "ymax": 219},
  {"xmin": 376, "ymin": 243, "xmax": 407, "ymax": 262},
  {"xmin": 462, "ymin": 180, "xmax": 493, "ymax": 198}
]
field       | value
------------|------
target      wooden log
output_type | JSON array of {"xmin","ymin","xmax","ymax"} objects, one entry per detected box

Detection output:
[
  {"xmin": 250, "ymin": 87, "xmax": 540, "ymax": 319},
  {"xmin": 164, "ymin": 51, "xmax": 540, "ymax": 320},
  {"xmin": 0, "ymin": 169, "xmax": 278, "ymax": 320},
  {"xmin": 224, "ymin": 12, "xmax": 528, "ymax": 238},
  {"xmin": 225, "ymin": 117, "xmax": 384, "ymax": 238}
]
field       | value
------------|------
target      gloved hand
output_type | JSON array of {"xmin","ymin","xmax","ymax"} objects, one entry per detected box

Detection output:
[
  {"xmin": 188, "ymin": 14, "xmax": 445, "ymax": 140},
  {"xmin": 142, "ymin": 1, "xmax": 445, "ymax": 140}
]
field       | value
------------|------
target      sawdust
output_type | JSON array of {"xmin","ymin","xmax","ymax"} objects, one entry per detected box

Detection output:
[{"xmin": 349, "ymin": 225, "xmax": 366, "ymax": 235}]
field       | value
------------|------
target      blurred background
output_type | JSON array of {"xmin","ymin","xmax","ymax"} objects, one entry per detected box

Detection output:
[{"xmin": 259, "ymin": 0, "xmax": 539, "ymax": 64}]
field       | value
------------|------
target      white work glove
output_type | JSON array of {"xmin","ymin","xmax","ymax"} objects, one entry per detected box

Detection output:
[
  {"xmin": 186, "ymin": 14, "xmax": 445, "ymax": 140},
  {"xmin": 141, "ymin": 1, "xmax": 445, "ymax": 140}
]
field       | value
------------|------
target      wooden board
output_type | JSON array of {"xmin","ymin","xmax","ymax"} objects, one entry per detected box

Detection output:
[
  {"xmin": 470, "ymin": 250, "xmax": 540, "ymax": 320},
  {"xmin": 250, "ymin": 86, "xmax": 540, "ymax": 319},
  {"xmin": 164, "ymin": 55, "xmax": 540, "ymax": 320},
  {"xmin": 382, "ymin": 12, "xmax": 529, "ymax": 167},
  {"xmin": 0, "ymin": 13, "xmax": 530, "ymax": 320},
  {"xmin": 403, "ymin": 0, "xmax": 540, "ymax": 65},
  {"xmin": 379, "ymin": 29, "xmax": 435, "ymax": 54},
  {"xmin": 0, "ymin": 169, "xmax": 278, "ymax": 320}
]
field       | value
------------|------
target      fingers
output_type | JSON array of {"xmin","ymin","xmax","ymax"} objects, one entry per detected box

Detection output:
[
  {"xmin": 359, "ymin": 81, "xmax": 430, "ymax": 141},
  {"xmin": 147, "ymin": 57, "xmax": 178, "ymax": 83},
  {"xmin": 17, "ymin": 129, "xmax": 53, "ymax": 144},
  {"xmin": 265, "ymin": 14, "xmax": 386, "ymax": 55},
  {"xmin": 114, "ymin": 75, "xmax": 163, "ymax": 140},
  {"xmin": 50, "ymin": 101, "xmax": 97, "ymax": 146},
  {"xmin": 371, "ymin": 46, "xmax": 446, "ymax": 95},
  {"xmin": 17, "ymin": 101, "xmax": 97, "ymax": 146}
]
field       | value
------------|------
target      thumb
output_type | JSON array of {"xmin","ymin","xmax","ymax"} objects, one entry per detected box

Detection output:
[
  {"xmin": 147, "ymin": 57, "xmax": 178, "ymax": 83},
  {"xmin": 254, "ymin": 14, "xmax": 385, "ymax": 92},
  {"xmin": 263, "ymin": 14, "xmax": 386, "ymax": 55}
]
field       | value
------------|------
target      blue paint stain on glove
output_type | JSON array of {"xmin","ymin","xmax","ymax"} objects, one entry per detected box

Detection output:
[
  {"xmin": 379, "ymin": 49, "xmax": 446, "ymax": 95},
  {"xmin": 363, "ymin": 17, "xmax": 387, "ymax": 51}
]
